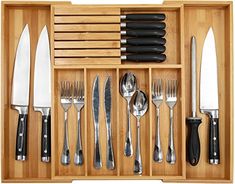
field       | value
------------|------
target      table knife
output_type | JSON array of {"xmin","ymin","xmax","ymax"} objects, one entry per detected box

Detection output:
[
  {"xmin": 104, "ymin": 76, "xmax": 115, "ymax": 170},
  {"xmin": 121, "ymin": 14, "xmax": 166, "ymax": 21},
  {"xmin": 121, "ymin": 22, "xmax": 166, "ymax": 30},
  {"xmin": 121, "ymin": 54, "xmax": 166, "ymax": 62},
  {"xmin": 121, "ymin": 29, "xmax": 166, "ymax": 37},
  {"xmin": 200, "ymin": 27, "xmax": 220, "ymax": 164},
  {"xmin": 186, "ymin": 36, "xmax": 202, "ymax": 166},
  {"xmin": 121, "ymin": 38, "xmax": 166, "ymax": 45},
  {"xmin": 33, "ymin": 26, "xmax": 51, "ymax": 163},
  {"xmin": 11, "ymin": 24, "xmax": 30, "ymax": 161},
  {"xmin": 92, "ymin": 76, "xmax": 102, "ymax": 169},
  {"xmin": 121, "ymin": 45, "xmax": 165, "ymax": 53}
]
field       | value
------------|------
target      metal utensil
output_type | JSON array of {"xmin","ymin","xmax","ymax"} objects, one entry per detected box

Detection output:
[
  {"xmin": 104, "ymin": 76, "xmax": 115, "ymax": 170},
  {"xmin": 121, "ymin": 38, "xmax": 166, "ymax": 46},
  {"xmin": 121, "ymin": 29, "xmax": 166, "ymax": 37},
  {"xmin": 34, "ymin": 26, "xmax": 51, "ymax": 163},
  {"xmin": 120, "ymin": 73, "xmax": 137, "ymax": 157},
  {"xmin": 130, "ymin": 90, "xmax": 148, "ymax": 175},
  {"xmin": 200, "ymin": 28, "xmax": 220, "ymax": 165},
  {"xmin": 152, "ymin": 79, "xmax": 163, "ymax": 162},
  {"xmin": 60, "ymin": 81, "xmax": 73, "ymax": 165},
  {"xmin": 186, "ymin": 36, "xmax": 202, "ymax": 166},
  {"xmin": 121, "ymin": 54, "xmax": 166, "ymax": 62},
  {"xmin": 73, "ymin": 81, "xmax": 84, "ymax": 166},
  {"xmin": 121, "ymin": 22, "xmax": 166, "ymax": 30},
  {"xmin": 166, "ymin": 80, "xmax": 178, "ymax": 164},
  {"xmin": 121, "ymin": 45, "xmax": 166, "ymax": 54},
  {"xmin": 92, "ymin": 76, "xmax": 102, "ymax": 169},
  {"xmin": 120, "ymin": 14, "xmax": 166, "ymax": 21},
  {"xmin": 11, "ymin": 24, "xmax": 30, "ymax": 161}
]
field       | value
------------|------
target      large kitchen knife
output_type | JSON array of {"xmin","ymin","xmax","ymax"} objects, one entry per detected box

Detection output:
[
  {"xmin": 33, "ymin": 26, "xmax": 51, "ymax": 163},
  {"xmin": 200, "ymin": 27, "xmax": 220, "ymax": 164},
  {"xmin": 104, "ymin": 76, "xmax": 115, "ymax": 170},
  {"xmin": 92, "ymin": 76, "xmax": 102, "ymax": 169},
  {"xmin": 11, "ymin": 24, "xmax": 30, "ymax": 161}
]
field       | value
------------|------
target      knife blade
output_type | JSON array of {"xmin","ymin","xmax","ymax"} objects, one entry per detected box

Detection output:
[
  {"xmin": 11, "ymin": 24, "xmax": 30, "ymax": 161},
  {"xmin": 104, "ymin": 76, "xmax": 115, "ymax": 170},
  {"xmin": 92, "ymin": 75, "xmax": 102, "ymax": 169},
  {"xmin": 200, "ymin": 27, "xmax": 220, "ymax": 164},
  {"xmin": 33, "ymin": 26, "xmax": 51, "ymax": 163}
]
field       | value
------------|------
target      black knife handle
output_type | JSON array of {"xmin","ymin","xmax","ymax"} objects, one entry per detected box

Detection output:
[
  {"xmin": 123, "ymin": 14, "xmax": 166, "ymax": 21},
  {"xmin": 187, "ymin": 117, "xmax": 202, "ymax": 166},
  {"xmin": 124, "ymin": 38, "xmax": 166, "ymax": 45},
  {"xmin": 123, "ymin": 29, "xmax": 166, "ymax": 37},
  {"xmin": 123, "ymin": 54, "xmax": 166, "ymax": 62},
  {"xmin": 209, "ymin": 117, "xmax": 220, "ymax": 164},
  {"xmin": 123, "ymin": 22, "xmax": 166, "ymax": 30},
  {"xmin": 15, "ymin": 114, "xmax": 27, "ymax": 161},
  {"xmin": 41, "ymin": 115, "xmax": 51, "ymax": 163},
  {"xmin": 123, "ymin": 45, "xmax": 165, "ymax": 53}
]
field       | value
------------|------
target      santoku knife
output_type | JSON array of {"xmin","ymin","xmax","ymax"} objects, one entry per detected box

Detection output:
[
  {"xmin": 11, "ymin": 24, "xmax": 30, "ymax": 161},
  {"xmin": 33, "ymin": 26, "xmax": 51, "ymax": 163},
  {"xmin": 200, "ymin": 27, "xmax": 220, "ymax": 164}
]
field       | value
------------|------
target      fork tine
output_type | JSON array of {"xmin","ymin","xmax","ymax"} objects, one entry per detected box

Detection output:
[
  {"xmin": 152, "ymin": 81, "xmax": 155, "ymax": 96},
  {"xmin": 160, "ymin": 79, "xmax": 163, "ymax": 96},
  {"xmin": 81, "ymin": 81, "xmax": 84, "ymax": 98}
]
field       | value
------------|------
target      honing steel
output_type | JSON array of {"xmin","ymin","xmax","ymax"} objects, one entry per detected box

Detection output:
[
  {"xmin": 73, "ymin": 81, "xmax": 85, "ymax": 166},
  {"xmin": 120, "ymin": 73, "xmax": 137, "ymax": 157},
  {"xmin": 200, "ymin": 28, "xmax": 220, "ymax": 165},
  {"xmin": 121, "ymin": 54, "xmax": 166, "ymax": 62},
  {"xmin": 166, "ymin": 80, "xmax": 178, "ymax": 164},
  {"xmin": 11, "ymin": 24, "xmax": 30, "ymax": 161},
  {"xmin": 92, "ymin": 76, "xmax": 102, "ymax": 169},
  {"xmin": 104, "ymin": 76, "xmax": 115, "ymax": 170},
  {"xmin": 121, "ymin": 45, "xmax": 166, "ymax": 53},
  {"xmin": 186, "ymin": 36, "xmax": 202, "ymax": 166},
  {"xmin": 121, "ymin": 22, "xmax": 166, "ymax": 30},
  {"xmin": 130, "ymin": 90, "xmax": 148, "ymax": 175},
  {"xmin": 121, "ymin": 29, "xmax": 166, "ymax": 37},
  {"xmin": 121, "ymin": 38, "xmax": 166, "ymax": 46},
  {"xmin": 121, "ymin": 14, "xmax": 166, "ymax": 21},
  {"xmin": 34, "ymin": 26, "xmax": 51, "ymax": 163}
]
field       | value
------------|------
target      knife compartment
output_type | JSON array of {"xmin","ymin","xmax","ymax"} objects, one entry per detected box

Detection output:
[{"xmin": 1, "ymin": 1, "xmax": 233, "ymax": 183}]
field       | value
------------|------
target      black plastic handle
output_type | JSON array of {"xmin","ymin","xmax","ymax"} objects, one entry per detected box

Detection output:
[
  {"xmin": 124, "ymin": 29, "xmax": 166, "ymax": 37},
  {"xmin": 187, "ymin": 117, "xmax": 202, "ymax": 166},
  {"xmin": 123, "ymin": 54, "xmax": 166, "ymax": 62},
  {"xmin": 124, "ymin": 38, "xmax": 166, "ymax": 45},
  {"xmin": 123, "ymin": 14, "xmax": 166, "ymax": 21},
  {"xmin": 123, "ymin": 45, "xmax": 165, "ymax": 53},
  {"xmin": 124, "ymin": 22, "xmax": 166, "ymax": 30},
  {"xmin": 15, "ymin": 114, "xmax": 28, "ymax": 161},
  {"xmin": 41, "ymin": 114, "xmax": 51, "ymax": 162},
  {"xmin": 209, "ymin": 117, "xmax": 220, "ymax": 164}
]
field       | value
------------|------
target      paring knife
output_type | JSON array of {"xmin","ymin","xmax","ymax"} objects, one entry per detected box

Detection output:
[
  {"xmin": 121, "ymin": 45, "xmax": 166, "ymax": 53},
  {"xmin": 186, "ymin": 36, "xmax": 202, "ymax": 166},
  {"xmin": 121, "ymin": 54, "xmax": 166, "ymax": 62},
  {"xmin": 121, "ymin": 38, "xmax": 166, "ymax": 46},
  {"xmin": 104, "ymin": 76, "xmax": 115, "ymax": 170},
  {"xmin": 121, "ymin": 22, "xmax": 166, "ymax": 30},
  {"xmin": 121, "ymin": 14, "xmax": 166, "ymax": 21},
  {"xmin": 92, "ymin": 76, "xmax": 102, "ymax": 169},
  {"xmin": 11, "ymin": 24, "xmax": 30, "ymax": 161},
  {"xmin": 121, "ymin": 29, "xmax": 166, "ymax": 37},
  {"xmin": 200, "ymin": 27, "xmax": 220, "ymax": 164},
  {"xmin": 33, "ymin": 26, "xmax": 51, "ymax": 163}
]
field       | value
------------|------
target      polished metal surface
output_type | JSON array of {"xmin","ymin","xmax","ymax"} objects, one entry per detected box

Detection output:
[{"xmin": 191, "ymin": 36, "xmax": 197, "ymax": 117}]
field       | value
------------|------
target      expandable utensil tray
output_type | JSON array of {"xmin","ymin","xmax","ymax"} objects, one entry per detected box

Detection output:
[{"xmin": 1, "ymin": 1, "xmax": 233, "ymax": 183}]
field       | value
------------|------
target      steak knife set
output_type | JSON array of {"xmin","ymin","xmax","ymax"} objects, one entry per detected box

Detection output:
[{"xmin": 2, "ymin": 2, "xmax": 232, "ymax": 183}]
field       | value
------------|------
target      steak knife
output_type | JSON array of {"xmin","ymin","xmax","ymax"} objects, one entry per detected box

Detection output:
[
  {"xmin": 33, "ymin": 26, "xmax": 51, "ymax": 163},
  {"xmin": 11, "ymin": 24, "xmax": 30, "ymax": 161},
  {"xmin": 200, "ymin": 27, "xmax": 220, "ymax": 164},
  {"xmin": 104, "ymin": 76, "xmax": 115, "ymax": 170},
  {"xmin": 121, "ymin": 14, "xmax": 166, "ymax": 21},
  {"xmin": 92, "ymin": 76, "xmax": 102, "ymax": 169}
]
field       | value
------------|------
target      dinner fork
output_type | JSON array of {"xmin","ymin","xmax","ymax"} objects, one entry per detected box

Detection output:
[
  {"xmin": 152, "ymin": 79, "xmax": 163, "ymax": 162},
  {"xmin": 166, "ymin": 79, "xmax": 178, "ymax": 164},
  {"xmin": 60, "ymin": 81, "xmax": 73, "ymax": 165},
  {"xmin": 73, "ymin": 81, "xmax": 85, "ymax": 166}
]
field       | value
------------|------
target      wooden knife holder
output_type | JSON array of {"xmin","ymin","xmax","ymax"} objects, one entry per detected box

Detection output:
[{"xmin": 1, "ymin": 1, "xmax": 233, "ymax": 183}]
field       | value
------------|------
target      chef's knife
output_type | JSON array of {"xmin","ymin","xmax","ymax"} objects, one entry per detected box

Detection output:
[
  {"xmin": 121, "ymin": 54, "xmax": 166, "ymax": 62},
  {"xmin": 121, "ymin": 22, "xmax": 166, "ymax": 30},
  {"xmin": 121, "ymin": 45, "xmax": 166, "ymax": 53},
  {"xmin": 121, "ymin": 38, "xmax": 166, "ymax": 46},
  {"xmin": 104, "ymin": 76, "xmax": 115, "ymax": 170},
  {"xmin": 92, "ymin": 76, "xmax": 102, "ymax": 169},
  {"xmin": 186, "ymin": 36, "xmax": 202, "ymax": 166},
  {"xmin": 200, "ymin": 27, "xmax": 220, "ymax": 164},
  {"xmin": 121, "ymin": 14, "xmax": 166, "ymax": 21},
  {"xmin": 121, "ymin": 29, "xmax": 166, "ymax": 37},
  {"xmin": 11, "ymin": 24, "xmax": 30, "ymax": 161},
  {"xmin": 33, "ymin": 26, "xmax": 51, "ymax": 163}
]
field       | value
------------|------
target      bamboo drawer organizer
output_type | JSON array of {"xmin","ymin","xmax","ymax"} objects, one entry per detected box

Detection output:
[{"xmin": 1, "ymin": 0, "xmax": 233, "ymax": 183}]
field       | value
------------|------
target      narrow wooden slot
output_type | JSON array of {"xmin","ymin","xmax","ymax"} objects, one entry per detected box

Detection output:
[{"xmin": 54, "ymin": 58, "xmax": 121, "ymax": 65}]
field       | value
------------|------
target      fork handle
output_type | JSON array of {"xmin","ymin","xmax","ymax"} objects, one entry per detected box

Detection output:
[
  {"xmin": 74, "ymin": 111, "xmax": 83, "ymax": 165},
  {"xmin": 61, "ymin": 111, "xmax": 70, "ymax": 165}
]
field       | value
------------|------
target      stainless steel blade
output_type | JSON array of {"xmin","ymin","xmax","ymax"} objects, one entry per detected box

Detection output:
[
  {"xmin": 33, "ymin": 26, "xmax": 51, "ymax": 108},
  {"xmin": 11, "ymin": 24, "xmax": 30, "ymax": 106},
  {"xmin": 191, "ymin": 36, "xmax": 196, "ymax": 117},
  {"xmin": 104, "ymin": 76, "xmax": 111, "ymax": 124},
  {"xmin": 92, "ymin": 76, "xmax": 99, "ymax": 123},
  {"xmin": 200, "ymin": 27, "xmax": 219, "ymax": 111}
]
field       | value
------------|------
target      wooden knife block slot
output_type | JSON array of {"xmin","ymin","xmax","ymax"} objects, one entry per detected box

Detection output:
[{"xmin": 1, "ymin": 1, "xmax": 233, "ymax": 183}]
